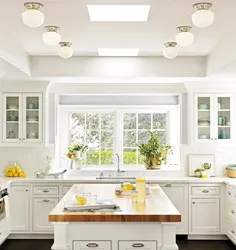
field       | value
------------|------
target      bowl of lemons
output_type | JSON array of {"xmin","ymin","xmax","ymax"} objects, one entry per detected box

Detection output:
[{"xmin": 5, "ymin": 161, "xmax": 27, "ymax": 178}]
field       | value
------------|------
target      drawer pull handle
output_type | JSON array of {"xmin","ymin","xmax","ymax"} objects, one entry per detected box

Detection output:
[
  {"xmin": 132, "ymin": 244, "xmax": 144, "ymax": 248},
  {"xmin": 43, "ymin": 190, "xmax": 49, "ymax": 193},
  {"xmin": 231, "ymin": 210, "xmax": 235, "ymax": 214},
  {"xmin": 232, "ymin": 230, "xmax": 235, "ymax": 234},
  {"xmin": 202, "ymin": 190, "xmax": 209, "ymax": 193},
  {"xmin": 228, "ymin": 191, "xmax": 231, "ymax": 195},
  {"xmin": 86, "ymin": 243, "xmax": 99, "ymax": 248},
  {"xmin": 42, "ymin": 199, "xmax": 50, "ymax": 203},
  {"xmin": 165, "ymin": 184, "xmax": 172, "ymax": 187}
]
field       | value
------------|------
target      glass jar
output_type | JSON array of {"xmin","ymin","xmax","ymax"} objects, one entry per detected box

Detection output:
[{"xmin": 136, "ymin": 178, "xmax": 146, "ymax": 203}]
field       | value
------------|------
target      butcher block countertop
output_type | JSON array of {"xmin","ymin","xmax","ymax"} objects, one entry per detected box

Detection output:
[{"xmin": 49, "ymin": 184, "xmax": 181, "ymax": 223}]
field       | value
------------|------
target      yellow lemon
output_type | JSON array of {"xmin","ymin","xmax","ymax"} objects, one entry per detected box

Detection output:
[
  {"xmin": 5, "ymin": 169, "xmax": 9, "ymax": 173},
  {"xmin": 126, "ymin": 184, "xmax": 133, "ymax": 190},
  {"xmin": 14, "ymin": 173, "xmax": 18, "ymax": 177},
  {"xmin": 122, "ymin": 186, "xmax": 129, "ymax": 191},
  {"xmin": 12, "ymin": 169, "xmax": 16, "ymax": 174},
  {"xmin": 77, "ymin": 196, "xmax": 87, "ymax": 205},
  {"xmin": 19, "ymin": 172, "xmax": 23, "ymax": 177},
  {"xmin": 23, "ymin": 173, "xmax": 27, "ymax": 178},
  {"xmin": 8, "ymin": 172, "xmax": 13, "ymax": 177}
]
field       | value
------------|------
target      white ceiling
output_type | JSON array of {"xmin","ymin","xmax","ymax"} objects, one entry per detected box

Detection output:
[{"xmin": 1, "ymin": 0, "xmax": 235, "ymax": 56}]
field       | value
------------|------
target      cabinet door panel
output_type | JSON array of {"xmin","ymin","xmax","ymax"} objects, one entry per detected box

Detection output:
[
  {"xmin": 191, "ymin": 198, "xmax": 220, "ymax": 234},
  {"xmin": 10, "ymin": 186, "xmax": 30, "ymax": 231},
  {"xmin": 23, "ymin": 93, "xmax": 43, "ymax": 143},
  {"xmin": 3, "ymin": 93, "xmax": 23, "ymax": 143},
  {"xmin": 33, "ymin": 197, "xmax": 59, "ymax": 232},
  {"xmin": 160, "ymin": 184, "xmax": 188, "ymax": 234}
]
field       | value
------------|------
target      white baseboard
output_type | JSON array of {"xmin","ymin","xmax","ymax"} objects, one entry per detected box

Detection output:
[
  {"xmin": 8, "ymin": 234, "xmax": 54, "ymax": 239},
  {"xmin": 188, "ymin": 235, "xmax": 228, "ymax": 240}
]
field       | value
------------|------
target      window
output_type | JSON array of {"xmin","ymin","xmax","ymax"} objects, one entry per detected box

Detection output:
[
  {"xmin": 70, "ymin": 112, "xmax": 115, "ymax": 165},
  {"xmin": 59, "ymin": 105, "xmax": 180, "ymax": 168},
  {"xmin": 123, "ymin": 112, "xmax": 167, "ymax": 165}
]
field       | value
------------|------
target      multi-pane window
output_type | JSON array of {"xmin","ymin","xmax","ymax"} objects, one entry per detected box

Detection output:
[
  {"xmin": 70, "ymin": 112, "xmax": 115, "ymax": 165},
  {"xmin": 122, "ymin": 112, "xmax": 167, "ymax": 165}
]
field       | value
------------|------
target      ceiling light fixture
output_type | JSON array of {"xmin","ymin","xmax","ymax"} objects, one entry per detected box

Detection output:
[
  {"xmin": 98, "ymin": 48, "xmax": 139, "ymax": 56},
  {"xmin": 163, "ymin": 42, "xmax": 178, "ymax": 59},
  {"xmin": 58, "ymin": 42, "xmax": 73, "ymax": 59},
  {"xmin": 175, "ymin": 26, "xmax": 194, "ymax": 47},
  {"xmin": 192, "ymin": 2, "xmax": 214, "ymax": 28},
  {"xmin": 42, "ymin": 26, "xmax": 61, "ymax": 46},
  {"xmin": 22, "ymin": 2, "xmax": 44, "ymax": 28},
  {"xmin": 87, "ymin": 5, "xmax": 150, "ymax": 22}
]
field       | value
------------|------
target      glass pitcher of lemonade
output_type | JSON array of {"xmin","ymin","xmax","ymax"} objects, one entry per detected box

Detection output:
[{"xmin": 136, "ymin": 178, "xmax": 146, "ymax": 203}]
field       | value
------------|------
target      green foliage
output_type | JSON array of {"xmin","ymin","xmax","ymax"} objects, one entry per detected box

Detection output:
[
  {"xmin": 137, "ymin": 130, "xmax": 172, "ymax": 169},
  {"xmin": 67, "ymin": 143, "xmax": 88, "ymax": 158}
]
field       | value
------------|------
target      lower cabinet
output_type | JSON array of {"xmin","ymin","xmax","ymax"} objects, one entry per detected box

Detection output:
[
  {"xmin": 160, "ymin": 183, "xmax": 188, "ymax": 234},
  {"xmin": 73, "ymin": 241, "xmax": 111, "ymax": 250},
  {"xmin": 119, "ymin": 241, "xmax": 157, "ymax": 250},
  {"xmin": 33, "ymin": 197, "xmax": 59, "ymax": 232},
  {"xmin": 190, "ymin": 198, "xmax": 220, "ymax": 234},
  {"xmin": 10, "ymin": 185, "xmax": 30, "ymax": 231}
]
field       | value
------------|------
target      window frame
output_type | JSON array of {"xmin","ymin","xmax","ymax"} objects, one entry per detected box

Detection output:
[{"xmin": 57, "ymin": 105, "xmax": 180, "ymax": 169}]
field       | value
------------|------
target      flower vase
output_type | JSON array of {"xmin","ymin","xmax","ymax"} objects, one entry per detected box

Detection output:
[
  {"xmin": 206, "ymin": 169, "xmax": 211, "ymax": 178},
  {"xmin": 74, "ymin": 150, "xmax": 81, "ymax": 159}
]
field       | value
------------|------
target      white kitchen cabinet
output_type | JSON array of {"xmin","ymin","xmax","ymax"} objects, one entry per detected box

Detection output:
[
  {"xmin": 3, "ymin": 93, "xmax": 43, "ymax": 144},
  {"xmin": 190, "ymin": 198, "xmax": 220, "ymax": 234},
  {"xmin": 10, "ymin": 185, "xmax": 30, "ymax": 231},
  {"xmin": 160, "ymin": 183, "xmax": 188, "ymax": 234},
  {"xmin": 194, "ymin": 94, "xmax": 234, "ymax": 142},
  {"xmin": 118, "ymin": 241, "xmax": 157, "ymax": 250},
  {"xmin": 33, "ymin": 197, "xmax": 59, "ymax": 232},
  {"xmin": 73, "ymin": 241, "xmax": 111, "ymax": 250}
]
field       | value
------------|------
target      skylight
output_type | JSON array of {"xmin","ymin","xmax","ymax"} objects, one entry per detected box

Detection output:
[
  {"xmin": 98, "ymin": 48, "xmax": 139, "ymax": 56},
  {"xmin": 87, "ymin": 5, "xmax": 150, "ymax": 22}
]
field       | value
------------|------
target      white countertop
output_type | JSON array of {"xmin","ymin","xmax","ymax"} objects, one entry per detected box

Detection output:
[{"xmin": 0, "ymin": 176, "xmax": 236, "ymax": 187}]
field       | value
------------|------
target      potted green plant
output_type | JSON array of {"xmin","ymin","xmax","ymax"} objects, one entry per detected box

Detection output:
[
  {"xmin": 66, "ymin": 143, "xmax": 88, "ymax": 159},
  {"xmin": 137, "ymin": 131, "xmax": 172, "ymax": 170},
  {"xmin": 202, "ymin": 162, "xmax": 212, "ymax": 177}
]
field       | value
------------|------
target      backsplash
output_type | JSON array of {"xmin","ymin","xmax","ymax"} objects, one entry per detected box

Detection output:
[{"xmin": 0, "ymin": 144, "xmax": 234, "ymax": 177}]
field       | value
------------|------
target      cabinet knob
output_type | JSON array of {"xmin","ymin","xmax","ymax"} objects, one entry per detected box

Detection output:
[
  {"xmin": 210, "ymin": 138, "xmax": 213, "ymax": 140},
  {"xmin": 42, "ymin": 199, "xmax": 50, "ymax": 203},
  {"xmin": 192, "ymin": 202, "xmax": 195, "ymax": 204},
  {"xmin": 231, "ymin": 210, "xmax": 235, "ymax": 214},
  {"xmin": 202, "ymin": 190, "xmax": 209, "ymax": 193},
  {"xmin": 86, "ymin": 243, "xmax": 99, "ymax": 248},
  {"xmin": 26, "ymin": 189, "xmax": 28, "ymax": 192},
  {"xmin": 132, "ymin": 244, "xmax": 144, "ymax": 248},
  {"xmin": 228, "ymin": 191, "xmax": 231, "ymax": 195},
  {"xmin": 43, "ymin": 190, "xmax": 49, "ymax": 193},
  {"xmin": 165, "ymin": 184, "xmax": 172, "ymax": 187},
  {"xmin": 232, "ymin": 230, "xmax": 235, "ymax": 234},
  {"xmin": 23, "ymin": 138, "xmax": 26, "ymax": 140}
]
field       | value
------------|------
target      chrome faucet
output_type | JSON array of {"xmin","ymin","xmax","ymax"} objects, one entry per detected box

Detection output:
[{"xmin": 114, "ymin": 153, "xmax": 124, "ymax": 174}]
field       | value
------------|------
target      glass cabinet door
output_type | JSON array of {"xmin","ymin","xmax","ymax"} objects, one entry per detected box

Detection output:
[
  {"xmin": 3, "ymin": 94, "xmax": 22, "ymax": 142},
  {"xmin": 216, "ymin": 95, "xmax": 232, "ymax": 140},
  {"xmin": 196, "ymin": 95, "xmax": 212, "ymax": 141},
  {"xmin": 23, "ymin": 93, "xmax": 43, "ymax": 142}
]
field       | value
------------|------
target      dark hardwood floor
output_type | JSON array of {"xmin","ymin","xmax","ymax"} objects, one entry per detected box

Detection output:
[{"xmin": 0, "ymin": 239, "xmax": 235, "ymax": 250}]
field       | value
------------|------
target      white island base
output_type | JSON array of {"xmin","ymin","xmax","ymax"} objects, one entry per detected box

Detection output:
[{"xmin": 52, "ymin": 222, "xmax": 178, "ymax": 250}]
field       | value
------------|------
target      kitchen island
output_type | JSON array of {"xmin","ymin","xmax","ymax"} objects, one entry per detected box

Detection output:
[{"xmin": 49, "ymin": 184, "xmax": 181, "ymax": 250}]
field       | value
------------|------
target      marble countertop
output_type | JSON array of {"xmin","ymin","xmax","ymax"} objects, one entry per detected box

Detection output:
[
  {"xmin": 49, "ymin": 184, "xmax": 181, "ymax": 222},
  {"xmin": 1, "ymin": 176, "xmax": 236, "ymax": 187}
]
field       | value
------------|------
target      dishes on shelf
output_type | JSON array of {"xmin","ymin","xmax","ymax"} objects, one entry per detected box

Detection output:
[
  {"xmin": 198, "ymin": 104, "xmax": 209, "ymax": 110},
  {"xmin": 7, "ymin": 104, "xmax": 18, "ymax": 109},
  {"xmin": 199, "ymin": 134, "xmax": 208, "ymax": 139},
  {"xmin": 26, "ymin": 117, "xmax": 38, "ymax": 121},
  {"xmin": 8, "ymin": 114, "xmax": 18, "ymax": 121},
  {"xmin": 198, "ymin": 120, "xmax": 210, "ymax": 126},
  {"xmin": 28, "ymin": 132, "xmax": 37, "ymax": 139}
]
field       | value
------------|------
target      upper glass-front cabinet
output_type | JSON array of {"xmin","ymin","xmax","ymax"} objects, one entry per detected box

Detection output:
[
  {"xmin": 3, "ymin": 93, "xmax": 43, "ymax": 143},
  {"xmin": 195, "ymin": 94, "xmax": 233, "ymax": 142}
]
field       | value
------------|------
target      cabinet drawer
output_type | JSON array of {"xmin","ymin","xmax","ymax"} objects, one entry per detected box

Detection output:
[
  {"xmin": 191, "ymin": 186, "xmax": 220, "ymax": 196},
  {"xmin": 227, "ymin": 221, "xmax": 236, "ymax": 242},
  {"xmin": 227, "ymin": 187, "xmax": 236, "ymax": 203},
  {"xmin": 73, "ymin": 241, "xmax": 111, "ymax": 250},
  {"xmin": 33, "ymin": 186, "xmax": 59, "ymax": 195},
  {"xmin": 62, "ymin": 185, "xmax": 72, "ymax": 195},
  {"xmin": 227, "ymin": 202, "xmax": 236, "ymax": 223},
  {"xmin": 119, "ymin": 241, "xmax": 157, "ymax": 250}
]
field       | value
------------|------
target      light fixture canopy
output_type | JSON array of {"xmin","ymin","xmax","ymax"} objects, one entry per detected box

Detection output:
[
  {"xmin": 175, "ymin": 26, "xmax": 194, "ymax": 47},
  {"xmin": 22, "ymin": 2, "xmax": 44, "ymax": 28},
  {"xmin": 163, "ymin": 42, "xmax": 178, "ymax": 59},
  {"xmin": 42, "ymin": 26, "xmax": 61, "ymax": 46},
  {"xmin": 58, "ymin": 42, "xmax": 73, "ymax": 59},
  {"xmin": 192, "ymin": 2, "xmax": 215, "ymax": 28}
]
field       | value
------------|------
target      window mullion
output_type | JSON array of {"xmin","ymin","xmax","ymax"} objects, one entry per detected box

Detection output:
[
  {"xmin": 99, "ymin": 113, "xmax": 101, "ymax": 165},
  {"xmin": 116, "ymin": 111, "xmax": 122, "ymax": 164},
  {"xmin": 136, "ymin": 113, "xmax": 138, "ymax": 164},
  {"xmin": 84, "ymin": 114, "xmax": 87, "ymax": 165}
]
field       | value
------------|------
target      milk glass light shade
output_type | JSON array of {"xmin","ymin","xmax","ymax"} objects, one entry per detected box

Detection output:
[
  {"xmin": 42, "ymin": 26, "xmax": 61, "ymax": 46},
  {"xmin": 163, "ymin": 42, "xmax": 178, "ymax": 59},
  {"xmin": 22, "ymin": 2, "xmax": 44, "ymax": 28},
  {"xmin": 192, "ymin": 2, "xmax": 215, "ymax": 28},
  {"xmin": 175, "ymin": 26, "xmax": 194, "ymax": 47},
  {"xmin": 58, "ymin": 42, "xmax": 73, "ymax": 59}
]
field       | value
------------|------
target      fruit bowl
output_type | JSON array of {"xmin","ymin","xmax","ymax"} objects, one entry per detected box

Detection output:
[{"xmin": 5, "ymin": 161, "xmax": 26, "ymax": 178}]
